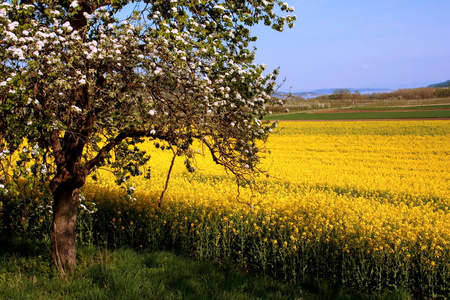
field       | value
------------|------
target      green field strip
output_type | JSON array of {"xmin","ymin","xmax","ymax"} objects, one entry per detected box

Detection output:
[
  {"xmin": 265, "ymin": 110, "xmax": 450, "ymax": 120},
  {"xmin": 344, "ymin": 105, "xmax": 450, "ymax": 110}
]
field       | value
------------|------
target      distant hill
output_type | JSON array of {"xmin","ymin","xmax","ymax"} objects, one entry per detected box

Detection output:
[{"xmin": 428, "ymin": 80, "xmax": 450, "ymax": 88}]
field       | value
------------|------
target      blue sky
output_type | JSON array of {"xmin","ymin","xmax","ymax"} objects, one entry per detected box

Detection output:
[{"xmin": 252, "ymin": 0, "xmax": 450, "ymax": 92}]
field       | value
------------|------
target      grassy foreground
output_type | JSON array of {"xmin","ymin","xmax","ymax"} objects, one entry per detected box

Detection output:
[{"xmin": 0, "ymin": 239, "xmax": 410, "ymax": 300}]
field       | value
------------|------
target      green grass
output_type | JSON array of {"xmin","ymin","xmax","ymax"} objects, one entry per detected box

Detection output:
[
  {"xmin": 343, "ymin": 104, "xmax": 450, "ymax": 110},
  {"xmin": 0, "ymin": 238, "xmax": 411, "ymax": 300},
  {"xmin": 265, "ymin": 110, "xmax": 450, "ymax": 120}
]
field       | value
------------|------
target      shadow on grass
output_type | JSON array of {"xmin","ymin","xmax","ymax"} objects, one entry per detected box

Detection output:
[
  {"xmin": 0, "ymin": 238, "xmax": 411, "ymax": 300},
  {"xmin": 0, "ymin": 238, "xmax": 50, "ymax": 258}
]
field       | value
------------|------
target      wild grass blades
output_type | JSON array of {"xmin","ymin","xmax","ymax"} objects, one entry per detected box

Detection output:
[{"xmin": 3, "ymin": 240, "xmax": 341, "ymax": 300}]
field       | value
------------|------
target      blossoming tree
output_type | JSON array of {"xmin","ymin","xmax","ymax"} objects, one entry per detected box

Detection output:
[{"xmin": 0, "ymin": 0, "xmax": 295, "ymax": 273}]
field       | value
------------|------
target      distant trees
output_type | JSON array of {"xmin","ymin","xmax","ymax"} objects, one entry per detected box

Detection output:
[
  {"xmin": 391, "ymin": 88, "xmax": 435, "ymax": 100},
  {"xmin": 267, "ymin": 86, "xmax": 450, "ymax": 113},
  {"xmin": 322, "ymin": 88, "xmax": 439, "ymax": 101},
  {"xmin": 434, "ymin": 88, "xmax": 450, "ymax": 98},
  {"xmin": 329, "ymin": 89, "xmax": 351, "ymax": 100},
  {"xmin": 333, "ymin": 88, "xmax": 351, "ymax": 95}
]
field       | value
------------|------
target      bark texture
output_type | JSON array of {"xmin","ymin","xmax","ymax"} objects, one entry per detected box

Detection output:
[{"xmin": 51, "ymin": 185, "xmax": 80, "ymax": 275}]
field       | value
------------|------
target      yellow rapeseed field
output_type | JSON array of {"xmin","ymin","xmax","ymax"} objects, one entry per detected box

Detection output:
[{"xmin": 68, "ymin": 120, "xmax": 450, "ymax": 296}]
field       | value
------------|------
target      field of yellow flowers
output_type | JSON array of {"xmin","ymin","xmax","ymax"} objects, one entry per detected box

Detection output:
[
  {"xmin": 78, "ymin": 120, "xmax": 450, "ymax": 297},
  {"xmin": 2, "ymin": 120, "xmax": 449, "ymax": 297}
]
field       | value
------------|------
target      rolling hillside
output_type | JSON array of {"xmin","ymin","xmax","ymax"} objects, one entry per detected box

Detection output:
[{"xmin": 428, "ymin": 80, "xmax": 450, "ymax": 88}]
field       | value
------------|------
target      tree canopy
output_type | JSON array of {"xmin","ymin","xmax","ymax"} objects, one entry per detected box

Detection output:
[
  {"xmin": 0, "ymin": 0, "xmax": 295, "ymax": 273},
  {"xmin": 1, "ymin": 0, "xmax": 295, "ymax": 188}
]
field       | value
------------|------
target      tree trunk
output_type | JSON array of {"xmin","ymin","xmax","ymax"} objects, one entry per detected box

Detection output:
[{"xmin": 51, "ymin": 185, "xmax": 80, "ymax": 275}]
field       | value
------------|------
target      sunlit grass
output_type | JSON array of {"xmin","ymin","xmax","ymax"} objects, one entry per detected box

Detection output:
[{"xmin": 0, "ymin": 238, "xmax": 410, "ymax": 300}]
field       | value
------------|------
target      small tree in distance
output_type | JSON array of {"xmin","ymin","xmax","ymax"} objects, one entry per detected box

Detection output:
[{"xmin": 0, "ymin": 0, "xmax": 295, "ymax": 274}]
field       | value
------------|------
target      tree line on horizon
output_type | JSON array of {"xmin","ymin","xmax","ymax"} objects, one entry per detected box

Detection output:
[
  {"xmin": 267, "ymin": 86, "xmax": 450, "ymax": 113},
  {"xmin": 309, "ymin": 87, "xmax": 450, "ymax": 101}
]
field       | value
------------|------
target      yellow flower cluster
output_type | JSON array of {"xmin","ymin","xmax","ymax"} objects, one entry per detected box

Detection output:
[{"xmin": 83, "ymin": 120, "xmax": 450, "ymax": 296}]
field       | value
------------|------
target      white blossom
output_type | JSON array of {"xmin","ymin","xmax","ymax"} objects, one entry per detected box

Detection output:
[
  {"xmin": 62, "ymin": 21, "xmax": 73, "ymax": 31},
  {"xmin": 8, "ymin": 21, "xmax": 18, "ymax": 30},
  {"xmin": 213, "ymin": 5, "xmax": 226, "ymax": 10},
  {"xmin": 154, "ymin": 67, "xmax": 162, "ymax": 75},
  {"xmin": 6, "ymin": 31, "xmax": 17, "ymax": 41},
  {"xmin": 36, "ymin": 40, "xmax": 45, "ymax": 49},
  {"xmin": 71, "ymin": 105, "xmax": 82, "ymax": 112},
  {"xmin": 41, "ymin": 165, "xmax": 47, "ymax": 174}
]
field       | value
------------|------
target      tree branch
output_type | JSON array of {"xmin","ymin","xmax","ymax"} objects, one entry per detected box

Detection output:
[
  {"xmin": 84, "ymin": 128, "xmax": 169, "ymax": 172},
  {"xmin": 158, "ymin": 146, "xmax": 178, "ymax": 207}
]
